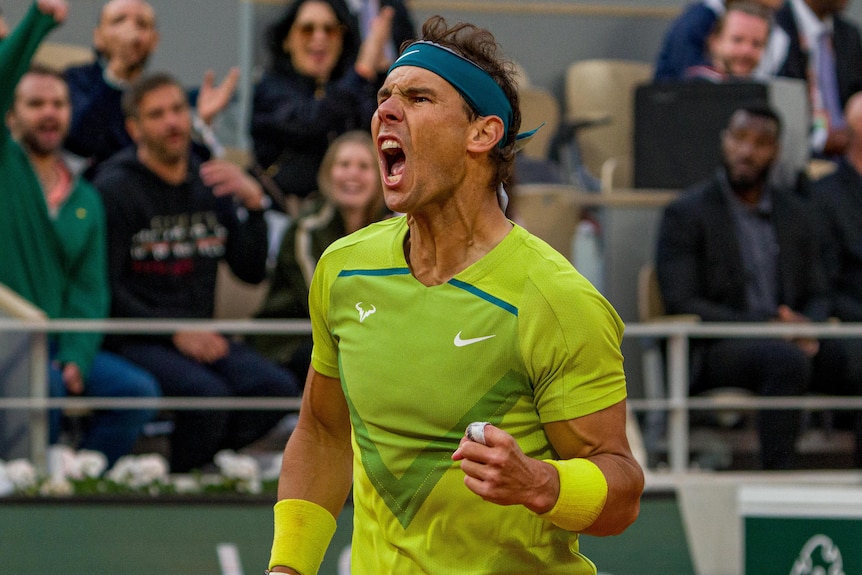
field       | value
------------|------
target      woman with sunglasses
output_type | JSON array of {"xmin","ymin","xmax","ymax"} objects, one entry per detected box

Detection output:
[{"xmin": 251, "ymin": 0, "xmax": 393, "ymax": 216}]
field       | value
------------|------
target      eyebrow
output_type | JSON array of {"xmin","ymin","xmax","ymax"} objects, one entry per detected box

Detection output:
[{"xmin": 377, "ymin": 84, "xmax": 439, "ymax": 100}]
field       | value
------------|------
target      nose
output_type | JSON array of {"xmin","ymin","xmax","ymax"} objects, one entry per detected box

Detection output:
[{"xmin": 376, "ymin": 96, "xmax": 403, "ymax": 126}]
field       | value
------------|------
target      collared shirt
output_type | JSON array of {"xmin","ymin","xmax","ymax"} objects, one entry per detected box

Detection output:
[
  {"xmin": 719, "ymin": 172, "xmax": 781, "ymax": 319},
  {"xmin": 791, "ymin": 0, "xmax": 837, "ymax": 151}
]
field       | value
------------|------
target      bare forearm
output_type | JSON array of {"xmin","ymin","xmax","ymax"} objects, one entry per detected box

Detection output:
[
  {"xmin": 580, "ymin": 453, "xmax": 644, "ymax": 537},
  {"xmin": 277, "ymin": 416, "xmax": 353, "ymax": 518}
]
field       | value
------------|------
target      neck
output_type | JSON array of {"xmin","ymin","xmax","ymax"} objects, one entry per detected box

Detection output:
[
  {"xmin": 404, "ymin": 189, "xmax": 511, "ymax": 287},
  {"xmin": 731, "ymin": 183, "xmax": 765, "ymax": 205},
  {"xmin": 27, "ymin": 150, "xmax": 62, "ymax": 190},
  {"xmin": 137, "ymin": 147, "xmax": 188, "ymax": 184}
]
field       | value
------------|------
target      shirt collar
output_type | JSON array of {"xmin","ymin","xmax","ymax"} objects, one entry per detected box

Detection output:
[
  {"xmin": 719, "ymin": 168, "xmax": 774, "ymax": 217},
  {"xmin": 791, "ymin": 0, "xmax": 835, "ymax": 46}
]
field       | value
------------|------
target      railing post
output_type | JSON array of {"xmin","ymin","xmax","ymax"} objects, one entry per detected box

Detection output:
[
  {"xmin": 236, "ymin": 0, "xmax": 255, "ymax": 152},
  {"xmin": 666, "ymin": 330, "xmax": 690, "ymax": 473},
  {"xmin": 28, "ymin": 331, "xmax": 49, "ymax": 473}
]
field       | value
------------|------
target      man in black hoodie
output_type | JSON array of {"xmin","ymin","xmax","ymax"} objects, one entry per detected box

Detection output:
[{"xmin": 94, "ymin": 72, "xmax": 300, "ymax": 473}]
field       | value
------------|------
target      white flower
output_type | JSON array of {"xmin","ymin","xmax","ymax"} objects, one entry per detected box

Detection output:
[
  {"xmin": 214, "ymin": 450, "xmax": 260, "ymax": 482},
  {"xmin": 171, "ymin": 475, "xmax": 201, "ymax": 494},
  {"xmin": 39, "ymin": 477, "xmax": 73, "ymax": 496},
  {"xmin": 75, "ymin": 450, "xmax": 108, "ymax": 479},
  {"xmin": 0, "ymin": 460, "xmax": 15, "ymax": 496},
  {"xmin": 50, "ymin": 446, "xmax": 108, "ymax": 480},
  {"xmin": 107, "ymin": 454, "xmax": 169, "ymax": 489},
  {"xmin": 5, "ymin": 459, "xmax": 38, "ymax": 491}
]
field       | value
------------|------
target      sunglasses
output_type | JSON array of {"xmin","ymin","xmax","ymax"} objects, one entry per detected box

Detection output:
[{"xmin": 294, "ymin": 22, "xmax": 346, "ymax": 39}]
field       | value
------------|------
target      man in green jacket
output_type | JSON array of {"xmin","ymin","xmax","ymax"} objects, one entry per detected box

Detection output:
[{"xmin": 0, "ymin": 0, "xmax": 159, "ymax": 465}]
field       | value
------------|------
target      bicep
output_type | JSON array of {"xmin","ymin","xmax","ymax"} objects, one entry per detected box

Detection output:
[{"xmin": 544, "ymin": 400, "xmax": 632, "ymax": 461}]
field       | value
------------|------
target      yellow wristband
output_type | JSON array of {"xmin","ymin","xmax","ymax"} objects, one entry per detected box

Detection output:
[
  {"xmin": 269, "ymin": 499, "xmax": 338, "ymax": 575},
  {"xmin": 539, "ymin": 458, "xmax": 608, "ymax": 532}
]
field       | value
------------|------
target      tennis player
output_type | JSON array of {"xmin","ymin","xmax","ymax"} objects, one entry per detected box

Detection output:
[{"xmin": 267, "ymin": 15, "xmax": 644, "ymax": 575}]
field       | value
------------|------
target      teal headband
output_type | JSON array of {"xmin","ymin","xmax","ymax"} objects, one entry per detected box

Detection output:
[{"xmin": 388, "ymin": 41, "xmax": 514, "ymax": 147}]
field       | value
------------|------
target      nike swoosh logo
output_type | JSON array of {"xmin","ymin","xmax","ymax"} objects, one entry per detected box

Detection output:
[{"xmin": 453, "ymin": 331, "xmax": 496, "ymax": 347}]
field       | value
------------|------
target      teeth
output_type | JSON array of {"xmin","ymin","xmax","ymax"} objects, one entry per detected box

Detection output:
[{"xmin": 381, "ymin": 140, "xmax": 401, "ymax": 151}]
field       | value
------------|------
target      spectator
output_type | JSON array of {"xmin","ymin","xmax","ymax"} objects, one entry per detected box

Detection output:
[
  {"xmin": 654, "ymin": 0, "xmax": 784, "ymax": 82},
  {"xmin": 770, "ymin": 0, "xmax": 862, "ymax": 157},
  {"xmin": 685, "ymin": 1, "xmax": 773, "ymax": 80},
  {"xmin": 655, "ymin": 104, "xmax": 846, "ymax": 470},
  {"xmin": 811, "ymin": 90, "xmax": 862, "ymax": 465},
  {"xmin": 94, "ymin": 72, "xmax": 301, "ymax": 473},
  {"xmin": 0, "ymin": 0, "xmax": 159, "ymax": 466},
  {"xmin": 341, "ymin": 0, "xmax": 415, "ymax": 69},
  {"xmin": 64, "ymin": 0, "xmax": 238, "ymax": 178},
  {"xmin": 250, "ymin": 0, "xmax": 392, "ymax": 215},
  {"xmin": 249, "ymin": 130, "xmax": 390, "ymax": 381}
]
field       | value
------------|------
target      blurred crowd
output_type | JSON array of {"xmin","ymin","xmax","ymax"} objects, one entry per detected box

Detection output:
[{"xmin": 1, "ymin": 0, "xmax": 862, "ymax": 473}]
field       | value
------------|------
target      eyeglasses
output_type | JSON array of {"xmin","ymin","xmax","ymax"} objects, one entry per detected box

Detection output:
[{"xmin": 294, "ymin": 22, "xmax": 346, "ymax": 39}]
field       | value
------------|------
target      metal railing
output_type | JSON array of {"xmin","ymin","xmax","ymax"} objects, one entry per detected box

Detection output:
[
  {"xmin": 625, "ymin": 321, "xmax": 862, "ymax": 473},
  {"xmin": 2, "ymin": 317, "xmax": 862, "ymax": 474}
]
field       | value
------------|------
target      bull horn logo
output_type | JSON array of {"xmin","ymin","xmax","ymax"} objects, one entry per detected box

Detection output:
[{"xmin": 356, "ymin": 302, "xmax": 376, "ymax": 323}]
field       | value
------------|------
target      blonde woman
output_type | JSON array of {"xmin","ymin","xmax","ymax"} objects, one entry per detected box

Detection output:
[{"xmin": 251, "ymin": 131, "xmax": 390, "ymax": 380}]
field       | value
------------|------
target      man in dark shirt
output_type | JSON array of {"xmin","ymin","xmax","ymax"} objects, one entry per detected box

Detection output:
[
  {"xmin": 655, "ymin": 104, "xmax": 846, "ymax": 469},
  {"xmin": 94, "ymin": 72, "xmax": 300, "ymax": 473}
]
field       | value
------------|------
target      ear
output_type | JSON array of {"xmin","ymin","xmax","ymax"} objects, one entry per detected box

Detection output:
[
  {"xmin": 125, "ymin": 117, "xmax": 140, "ymax": 142},
  {"xmin": 466, "ymin": 115, "xmax": 505, "ymax": 154},
  {"xmin": 93, "ymin": 26, "xmax": 104, "ymax": 53},
  {"xmin": 5, "ymin": 109, "xmax": 14, "ymax": 134}
]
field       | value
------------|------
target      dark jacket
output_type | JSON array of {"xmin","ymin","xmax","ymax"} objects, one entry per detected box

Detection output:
[
  {"xmin": 656, "ymin": 170, "xmax": 830, "ymax": 323},
  {"xmin": 653, "ymin": 2, "xmax": 721, "ymax": 82},
  {"xmin": 774, "ymin": 3, "xmax": 862, "ymax": 110},
  {"xmin": 64, "ymin": 60, "xmax": 131, "ymax": 177},
  {"xmin": 94, "ymin": 148, "xmax": 268, "ymax": 327},
  {"xmin": 251, "ymin": 0, "xmax": 379, "ymax": 201},
  {"xmin": 812, "ymin": 157, "xmax": 862, "ymax": 321}
]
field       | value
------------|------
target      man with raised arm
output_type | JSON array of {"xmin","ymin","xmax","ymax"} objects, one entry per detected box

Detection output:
[
  {"xmin": 64, "ymin": 0, "xmax": 238, "ymax": 178},
  {"xmin": 0, "ymin": 0, "xmax": 159, "ymax": 465}
]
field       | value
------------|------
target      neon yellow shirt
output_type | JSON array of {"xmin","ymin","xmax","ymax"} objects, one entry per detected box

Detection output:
[{"xmin": 309, "ymin": 217, "xmax": 627, "ymax": 574}]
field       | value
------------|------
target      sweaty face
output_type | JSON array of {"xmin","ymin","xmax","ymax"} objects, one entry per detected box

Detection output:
[
  {"xmin": 372, "ymin": 66, "xmax": 474, "ymax": 215},
  {"xmin": 721, "ymin": 110, "xmax": 779, "ymax": 189},
  {"xmin": 129, "ymin": 84, "xmax": 192, "ymax": 166},
  {"xmin": 7, "ymin": 73, "xmax": 71, "ymax": 157},
  {"xmin": 284, "ymin": 1, "xmax": 344, "ymax": 81},
  {"xmin": 710, "ymin": 10, "xmax": 770, "ymax": 78},
  {"xmin": 329, "ymin": 141, "xmax": 381, "ymax": 212},
  {"xmin": 94, "ymin": 0, "xmax": 158, "ymax": 68}
]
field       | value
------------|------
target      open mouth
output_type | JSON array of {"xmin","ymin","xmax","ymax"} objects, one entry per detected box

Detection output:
[{"xmin": 380, "ymin": 139, "xmax": 405, "ymax": 185}]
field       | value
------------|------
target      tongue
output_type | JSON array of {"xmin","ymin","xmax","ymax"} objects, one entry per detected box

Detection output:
[{"xmin": 390, "ymin": 158, "xmax": 406, "ymax": 177}]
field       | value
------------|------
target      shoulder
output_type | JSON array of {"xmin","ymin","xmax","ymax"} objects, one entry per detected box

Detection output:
[
  {"xmin": 92, "ymin": 150, "xmax": 145, "ymax": 197},
  {"xmin": 64, "ymin": 61, "xmax": 101, "ymax": 83},
  {"xmin": 666, "ymin": 177, "xmax": 717, "ymax": 213},
  {"xmin": 317, "ymin": 216, "xmax": 406, "ymax": 272}
]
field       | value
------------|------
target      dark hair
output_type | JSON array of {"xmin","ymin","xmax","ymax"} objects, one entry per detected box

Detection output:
[
  {"xmin": 415, "ymin": 16, "xmax": 521, "ymax": 193},
  {"xmin": 121, "ymin": 71, "xmax": 185, "ymax": 119},
  {"xmin": 267, "ymin": 0, "xmax": 359, "ymax": 77},
  {"xmin": 732, "ymin": 102, "xmax": 783, "ymax": 136},
  {"xmin": 712, "ymin": 1, "xmax": 773, "ymax": 37},
  {"xmin": 25, "ymin": 63, "xmax": 67, "ymax": 84}
]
